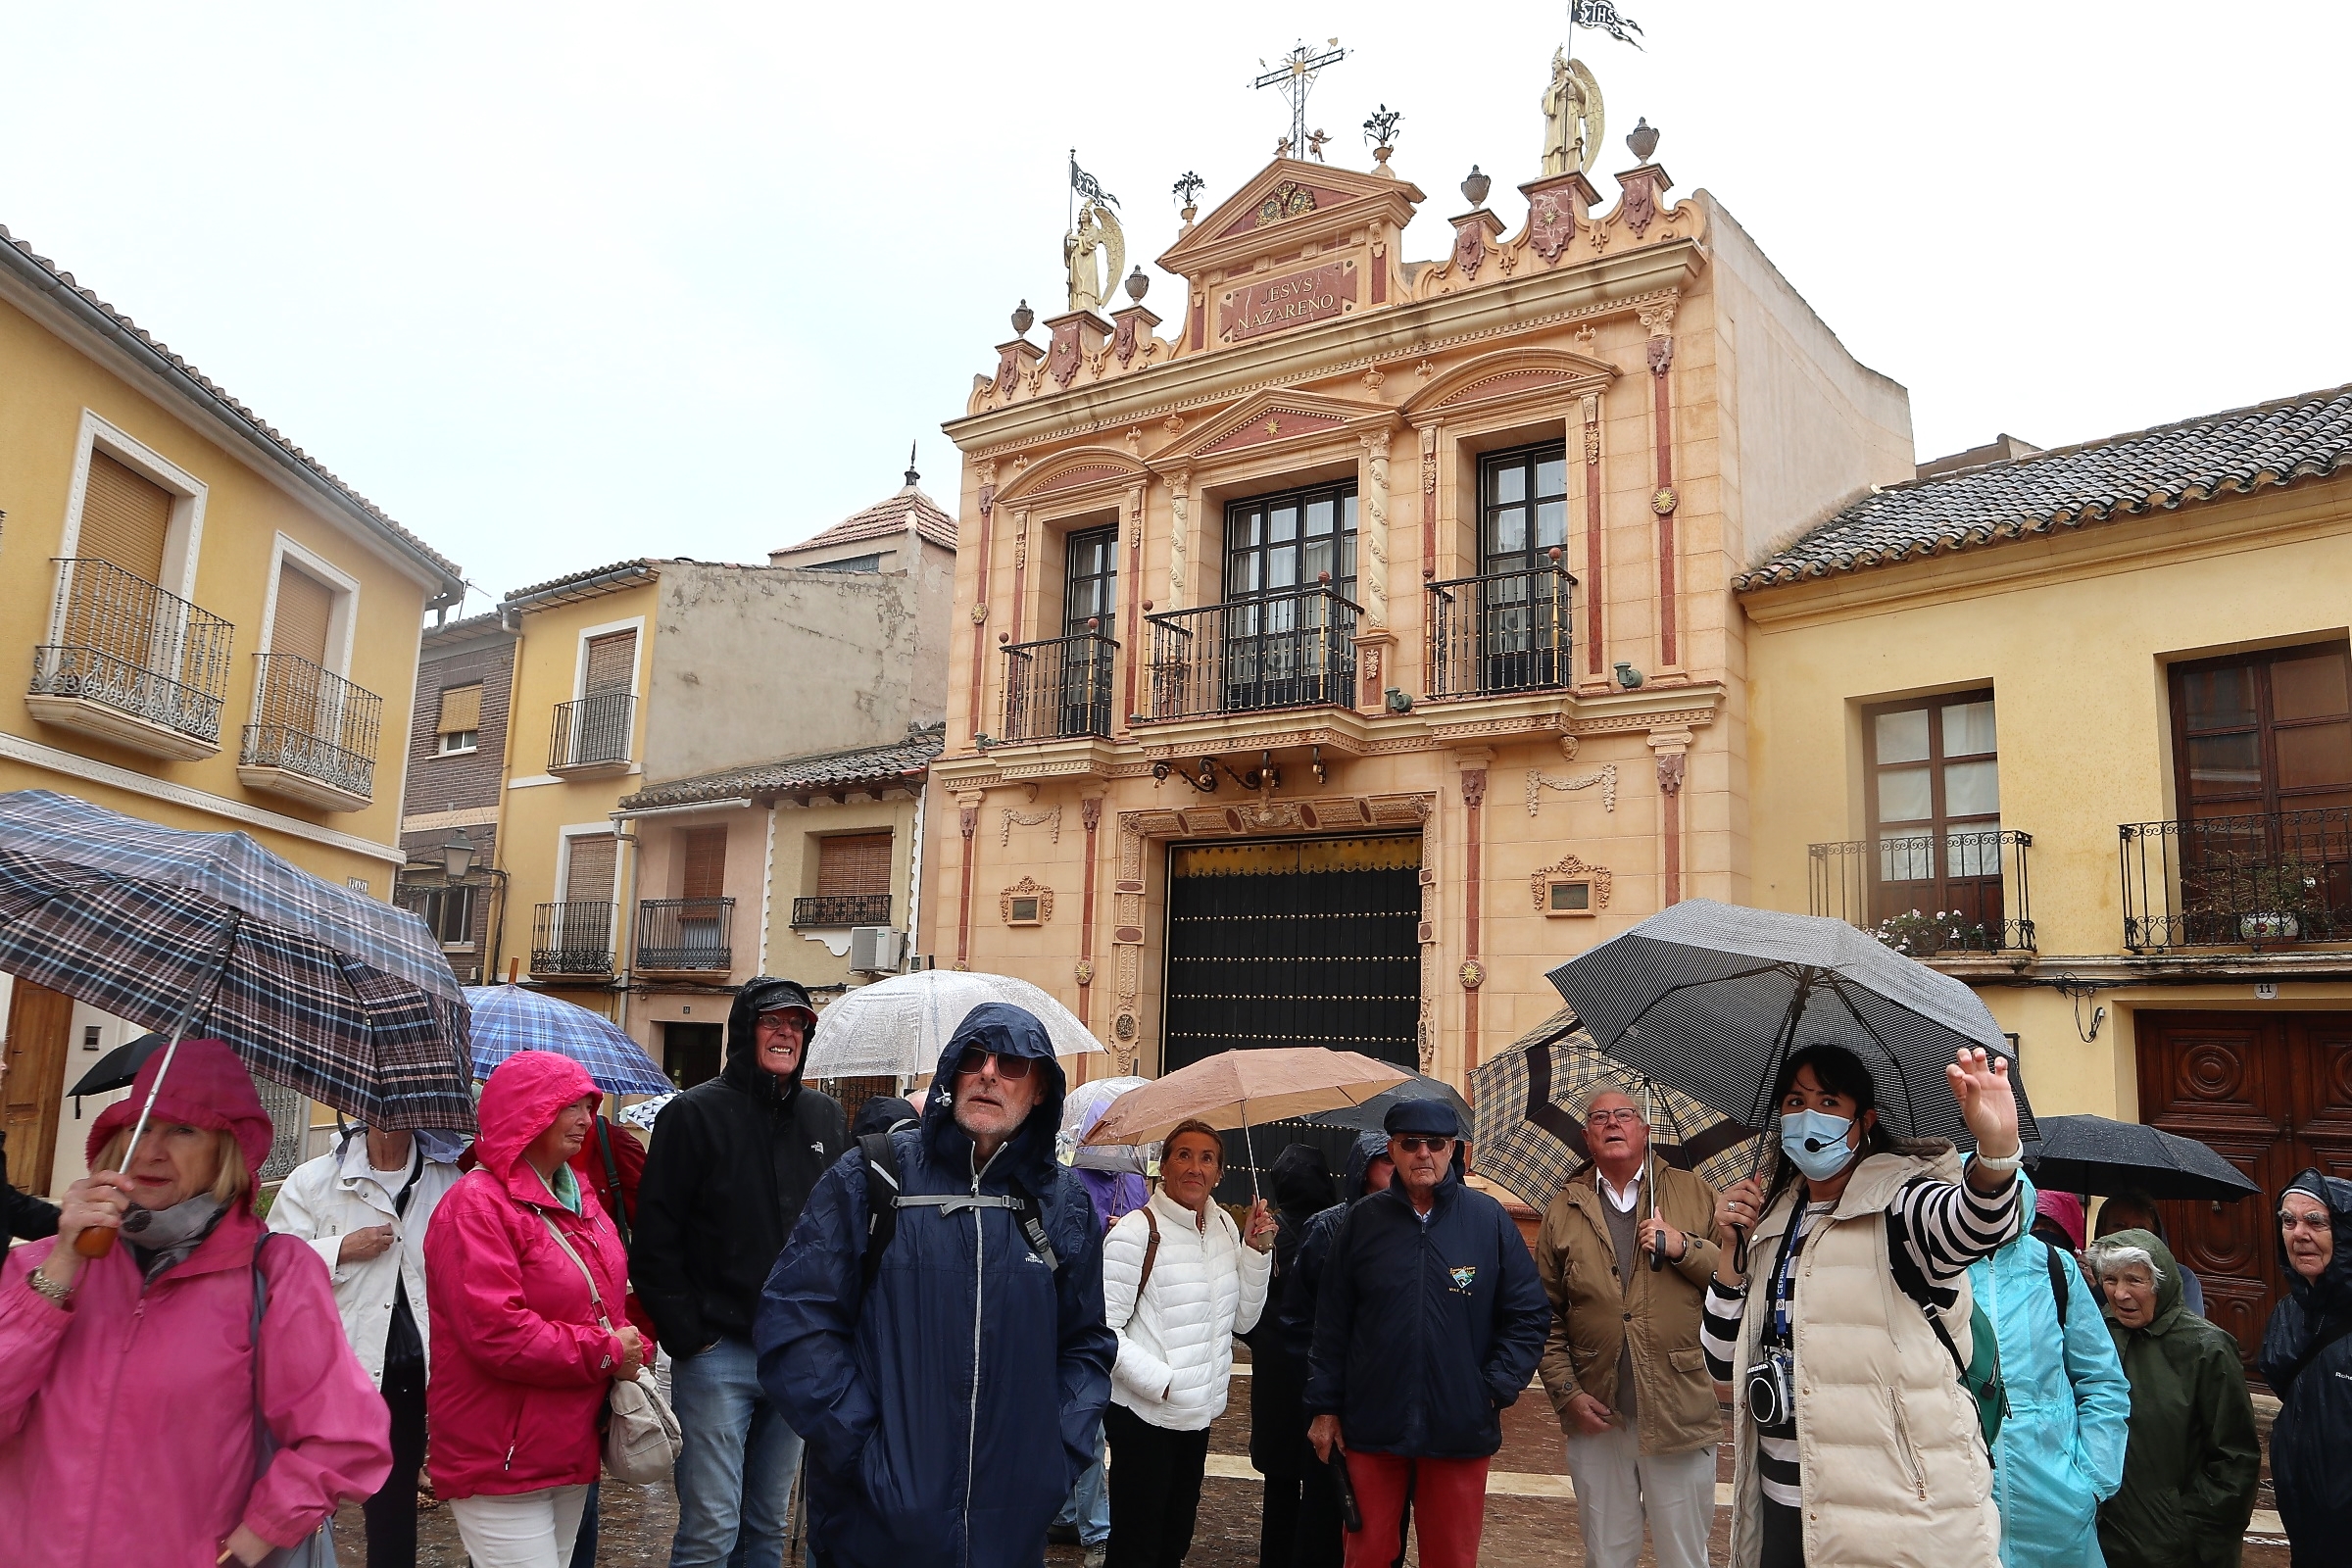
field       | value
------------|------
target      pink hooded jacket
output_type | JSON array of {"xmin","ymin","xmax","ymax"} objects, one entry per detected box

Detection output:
[
  {"xmin": 0, "ymin": 1040, "xmax": 392, "ymax": 1566},
  {"xmin": 424, "ymin": 1050, "xmax": 629, "ymax": 1499}
]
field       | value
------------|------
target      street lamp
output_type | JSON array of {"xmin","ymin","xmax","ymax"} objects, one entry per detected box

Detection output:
[{"xmin": 441, "ymin": 826, "xmax": 478, "ymax": 881}]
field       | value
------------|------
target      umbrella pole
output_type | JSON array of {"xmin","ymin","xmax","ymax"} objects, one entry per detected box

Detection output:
[
  {"xmin": 1644, "ymin": 1081, "xmax": 1666, "ymax": 1272},
  {"xmin": 76, "ymin": 915, "xmax": 242, "ymax": 1259},
  {"xmin": 1731, "ymin": 974, "xmax": 1813, "ymax": 1275},
  {"xmin": 1242, "ymin": 1100, "xmax": 1259, "ymax": 1202}
]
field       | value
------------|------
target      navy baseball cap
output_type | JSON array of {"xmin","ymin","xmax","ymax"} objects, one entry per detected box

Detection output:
[{"xmin": 1384, "ymin": 1098, "xmax": 1461, "ymax": 1138}]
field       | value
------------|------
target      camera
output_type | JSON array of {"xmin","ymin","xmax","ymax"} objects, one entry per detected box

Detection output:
[{"xmin": 1746, "ymin": 1345, "xmax": 1795, "ymax": 1428}]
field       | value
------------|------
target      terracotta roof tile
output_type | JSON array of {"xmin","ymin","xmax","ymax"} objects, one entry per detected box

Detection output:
[
  {"xmin": 775, "ymin": 486, "xmax": 956, "ymax": 557},
  {"xmin": 1735, "ymin": 384, "xmax": 2352, "ymax": 591},
  {"xmin": 618, "ymin": 726, "xmax": 946, "ymax": 810}
]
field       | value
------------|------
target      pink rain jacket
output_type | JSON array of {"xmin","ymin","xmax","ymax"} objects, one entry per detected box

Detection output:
[
  {"xmin": 0, "ymin": 1040, "xmax": 391, "ymax": 1565},
  {"xmin": 425, "ymin": 1050, "xmax": 629, "ymax": 1499}
]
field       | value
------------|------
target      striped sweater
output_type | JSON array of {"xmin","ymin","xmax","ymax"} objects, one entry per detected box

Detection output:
[{"xmin": 1700, "ymin": 1170, "xmax": 2020, "ymax": 1509}]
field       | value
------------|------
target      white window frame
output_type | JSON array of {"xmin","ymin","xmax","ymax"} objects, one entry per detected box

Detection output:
[
  {"xmin": 572, "ymin": 614, "xmax": 647, "ymax": 701},
  {"xmin": 435, "ymin": 729, "xmax": 479, "ymax": 757},
  {"xmin": 257, "ymin": 534, "xmax": 362, "ymax": 674},
  {"xmin": 52, "ymin": 409, "xmax": 209, "ymax": 633}
]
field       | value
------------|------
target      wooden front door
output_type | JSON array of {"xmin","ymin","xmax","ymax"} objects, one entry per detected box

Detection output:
[
  {"xmin": 2135, "ymin": 1009, "xmax": 2352, "ymax": 1363},
  {"xmin": 2, "ymin": 978, "xmax": 74, "ymax": 1197}
]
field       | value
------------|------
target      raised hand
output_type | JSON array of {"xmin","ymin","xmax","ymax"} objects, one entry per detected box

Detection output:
[{"xmin": 1945, "ymin": 1047, "xmax": 2021, "ymax": 1159}]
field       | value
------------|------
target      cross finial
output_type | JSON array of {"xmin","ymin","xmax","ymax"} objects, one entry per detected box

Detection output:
[{"xmin": 1251, "ymin": 38, "xmax": 1346, "ymax": 158}]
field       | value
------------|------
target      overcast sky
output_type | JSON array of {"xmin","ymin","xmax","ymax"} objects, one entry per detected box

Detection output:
[{"xmin": 5, "ymin": 2, "xmax": 2345, "ymax": 614}]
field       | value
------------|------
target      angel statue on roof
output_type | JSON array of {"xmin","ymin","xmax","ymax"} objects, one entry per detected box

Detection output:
[
  {"xmin": 1064, "ymin": 202, "xmax": 1126, "ymax": 317},
  {"xmin": 1542, "ymin": 49, "xmax": 1605, "ymax": 176}
]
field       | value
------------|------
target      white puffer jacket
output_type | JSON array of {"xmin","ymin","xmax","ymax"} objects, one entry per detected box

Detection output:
[
  {"xmin": 1103, "ymin": 1188, "xmax": 1272, "ymax": 1432},
  {"xmin": 268, "ymin": 1134, "xmax": 461, "ymax": 1385}
]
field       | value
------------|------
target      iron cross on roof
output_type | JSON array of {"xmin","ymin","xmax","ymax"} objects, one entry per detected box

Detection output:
[{"xmin": 1252, "ymin": 39, "xmax": 1346, "ymax": 161}]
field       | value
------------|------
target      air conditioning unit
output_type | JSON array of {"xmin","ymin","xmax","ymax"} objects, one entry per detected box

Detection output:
[{"xmin": 849, "ymin": 926, "xmax": 906, "ymax": 974}]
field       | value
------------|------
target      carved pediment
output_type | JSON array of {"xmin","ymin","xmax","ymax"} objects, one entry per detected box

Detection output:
[
  {"xmin": 1157, "ymin": 157, "xmax": 1425, "ymax": 280},
  {"xmin": 1401, "ymin": 347, "xmax": 1618, "ymax": 421},
  {"xmin": 1161, "ymin": 389, "xmax": 1398, "ymax": 466},
  {"xmin": 995, "ymin": 447, "xmax": 1151, "ymax": 505}
]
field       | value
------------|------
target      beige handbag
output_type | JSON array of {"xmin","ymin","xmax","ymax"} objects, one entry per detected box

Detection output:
[{"xmin": 538, "ymin": 1211, "xmax": 682, "ymax": 1484}]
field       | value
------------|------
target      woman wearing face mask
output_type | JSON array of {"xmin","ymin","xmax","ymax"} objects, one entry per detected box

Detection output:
[
  {"xmin": 1698, "ymin": 1043, "xmax": 2026, "ymax": 1568},
  {"xmin": 0, "ymin": 1039, "xmax": 392, "ymax": 1565}
]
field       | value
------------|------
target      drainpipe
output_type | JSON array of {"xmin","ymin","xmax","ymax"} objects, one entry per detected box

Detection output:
[
  {"xmin": 904, "ymin": 772, "xmax": 926, "ymax": 973},
  {"xmin": 610, "ymin": 815, "xmax": 641, "ymax": 1036}
]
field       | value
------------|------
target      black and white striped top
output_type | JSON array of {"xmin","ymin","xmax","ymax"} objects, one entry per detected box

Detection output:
[{"xmin": 1700, "ymin": 1171, "xmax": 2020, "ymax": 1509}]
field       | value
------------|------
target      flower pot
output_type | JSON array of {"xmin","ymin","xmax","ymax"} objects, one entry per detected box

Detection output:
[{"xmin": 2240, "ymin": 911, "xmax": 2301, "ymax": 943}]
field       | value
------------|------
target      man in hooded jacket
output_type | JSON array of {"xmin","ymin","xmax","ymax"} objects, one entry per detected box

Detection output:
[
  {"xmin": 756, "ymin": 1003, "xmax": 1114, "ymax": 1568},
  {"xmin": 634, "ymin": 976, "xmax": 848, "ymax": 1567},
  {"xmin": 1280, "ymin": 1131, "xmax": 1394, "ymax": 1568},
  {"xmin": 1247, "ymin": 1141, "xmax": 1338, "ymax": 1568},
  {"xmin": 2260, "ymin": 1168, "xmax": 2352, "ymax": 1567}
]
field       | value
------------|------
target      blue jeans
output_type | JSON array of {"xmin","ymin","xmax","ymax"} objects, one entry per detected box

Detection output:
[
  {"xmin": 1054, "ymin": 1420, "xmax": 1109, "ymax": 1547},
  {"xmin": 670, "ymin": 1335, "xmax": 805, "ymax": 1567}
]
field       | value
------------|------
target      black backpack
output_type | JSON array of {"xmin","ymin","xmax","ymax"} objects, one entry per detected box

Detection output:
[{"xmin": 858, "ymin": 1130, "xmax": 1061, "ymax": 1289}]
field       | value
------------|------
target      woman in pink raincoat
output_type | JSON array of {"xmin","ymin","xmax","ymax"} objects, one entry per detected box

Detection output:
[
  {"xmin": 426, "ymin": 1049, "xmax": 641, "ymax": 1568},
  {"xmin": 0, "ymin": 1039, "xmax": 391, "ymax": 1566}
]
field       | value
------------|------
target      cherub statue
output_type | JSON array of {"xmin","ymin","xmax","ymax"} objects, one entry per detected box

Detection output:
[
  {"xmin": 1306, "ymin": 127, "xmax": 1330, "ymax": 162},
  {"xmin": 1275, "ymin": 134, "xmax": 1294, "ymax": 159},
  {"xmin": 1063, "ymin": 201, "xmax": 1127, "ymax": 316},
  {"xmin": 1542, "ymin": 50, "xmax": 1605, "ymax": 176}
]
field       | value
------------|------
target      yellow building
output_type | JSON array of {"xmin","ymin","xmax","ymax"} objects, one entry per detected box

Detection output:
[
  {"xmin": 0, "ymin": 222, "xmax": 465, "ymax": 1195},
  {"xmin": 1740, "ymin": 383, "xmax": 2352, "ymax": 1352},
  {"xmin": 926, "ymin": 64, "xmax": 1913, "ymax": 1091}
]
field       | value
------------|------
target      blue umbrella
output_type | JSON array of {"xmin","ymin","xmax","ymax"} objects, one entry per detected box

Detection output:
[{"xmin": 464, "ymin": 983, "xmax": 671, "ymax": 1094}]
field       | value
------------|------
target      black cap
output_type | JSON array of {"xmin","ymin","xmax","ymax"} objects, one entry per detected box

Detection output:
[{"xmin": 1384, "ymin": 1099, "xmax": 1461, "ymax": 1138}]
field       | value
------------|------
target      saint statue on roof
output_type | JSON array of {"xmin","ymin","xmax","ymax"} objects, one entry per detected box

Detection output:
[
  {"xmin": 1063, "ymin": 202, "xmax": 1126, "ymax": 317},
  {"xmin": 1541, "ymin": 51, "xmax": 1605, "ymax": 176}
]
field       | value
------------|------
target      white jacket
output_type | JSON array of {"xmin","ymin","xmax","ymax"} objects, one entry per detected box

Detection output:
[
  {"xmin": 1102, "ymin": 1188, "xmax": 1272, "ymax": 1432},
  {"xmin": 268, "ymin": 1135, "xmax": 461, "ymax": 1385}
]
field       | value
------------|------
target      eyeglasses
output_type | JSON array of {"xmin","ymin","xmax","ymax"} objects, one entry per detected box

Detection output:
[
  {"xmin": 756, "ymin": 1011, "xmax": 807, "ymax": 1032},
  {"xmin": 1588, "ymin": 1108, "xmax": 1643, "ymax": 1127},
  {"xmin": 954, "ymin": 1047, "xmax": 1035, "ymax": 1080},
  {"xmin": 1395, "ymin": 1135, "xmax": 1452, "ymax": 1152},
  {"xmin": 2279, "ymin": 1210, "xmax": 2331, "ymax": 1233}
]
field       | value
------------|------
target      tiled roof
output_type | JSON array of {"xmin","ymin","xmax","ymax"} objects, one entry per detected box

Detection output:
[
  {"xmin": 775, "ymin": 485, "xmax": 957, "ymax": 557},
  {"xmin": 0, "ymin": 223, "xmax": 464, "ymax": 592},
  {"xmin": 501, "ymin": 559, "xmax": 658, "ymax": 607},
  {"xmin": 420, "ymin": 611, "xmax": 510, "ymax": 647},
  {"xmin": 618, "ymin": 726, "xmax": 946, "ymax": 810},
  {"xmin": 1735, "ymin": 384, "xmax": 2352, "ymax": 591}
]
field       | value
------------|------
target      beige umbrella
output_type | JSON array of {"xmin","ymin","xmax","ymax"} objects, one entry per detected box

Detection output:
[{"xmin": 1082, "ymin": 1047, "xmax": 1412, "ymax": 1195}]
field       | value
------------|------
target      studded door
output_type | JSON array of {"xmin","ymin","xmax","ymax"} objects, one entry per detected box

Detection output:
[
  {"xmin": 2135, "ymin": 1010, "xmax": 2352, "ymax": 1364},
  {"xmin": 1161, "ymin": 836, "xmax": 1423, "ymax": 1075}
]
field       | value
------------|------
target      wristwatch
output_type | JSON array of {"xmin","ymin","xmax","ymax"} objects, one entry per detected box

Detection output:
[
  {"xmin": 25, "ymin": 1266, "xmax": 73, "ymax": 1307},
  {"xmin": 1971, "ymin": 1147, "xmax": 2025, "ymax": 1174}
]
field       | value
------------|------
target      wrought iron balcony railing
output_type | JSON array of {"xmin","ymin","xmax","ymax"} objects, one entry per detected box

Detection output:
[
  {"xmin": 791, "ymin": 893, "xmax": 893, "ymax": 928},
  {"xmin": 1810, "ymin": 829, "xmax": 2036, "ymax": 953},
  {"xmin": 1002, "ymin": 627, "xmax": 1117, "ymax": 742},
  {"xmin": 531, "ymin": 901, "xmax": 614, "ymax": 975},
  {"xmin": 1425, "ymin": 561, "xmax": 1575, "ymax": 700},
  {"xmin": 29, "ymin": 558, "xmax": 233, "ymax": 748},
  {"xmin": 1144, "ymin": 584, "xmax": 1359, "ymax": 722},
  {"xmin": 549, "ymin": 691, "xmax": 634, "ymax": 771},
  {"xmin": 238, "ymin": 653, "xmax": 382, "ymax": 801},
  {"xmin": 636, "ymin": 897, "xmax": 734, "ymax": 972},
  {"xmin": 2121, "ymin": 808, "xmax": 2352, "ymax": 950}
]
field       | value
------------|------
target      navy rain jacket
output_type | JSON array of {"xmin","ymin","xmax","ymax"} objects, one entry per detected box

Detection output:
[
  {"xmin": 1301, "ymin": 1142, "xmax": 1547, "ymax": 1459},
  {"xmin": 1279, "ymin": 1130, "xmax": 1391, "ymax": 1366},
  {"xmin": 2259, "ymin": 1167, "xmax": 2352, "ymax": 1565},
  {"xmin": 755, "ymin": 1004, "xmax": 1115, "ymax": 1568}
]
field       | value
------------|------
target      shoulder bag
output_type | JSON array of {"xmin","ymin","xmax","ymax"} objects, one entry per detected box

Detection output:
[
  {"xmin": 537, "ymin": 1210, "xmax": 682, "ymax": 1484},
  {"xmin": 247, "ymin": 1234, "xmax": 338, "ymax": 1568}
]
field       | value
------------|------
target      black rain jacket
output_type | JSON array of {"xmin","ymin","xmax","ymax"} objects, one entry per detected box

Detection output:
[
  {"xmin": 1246, "ymin": 1141, "xmax": 1339, "ymax": 1476},
  {"xmin": 631, "ymin": 977, "xmax": 847, "ymax": 1354},
  {"xmin": 0, "ymin": 1129, "xmax": 59, "ymax": 1243},
  {"xmin": 1301, "ymin": 1145, "xmax": 1547, "ymax": 1459},
  {"xmin": 2259, "ymin": 1168, "xmax": 2352, "ymax": 1566}
]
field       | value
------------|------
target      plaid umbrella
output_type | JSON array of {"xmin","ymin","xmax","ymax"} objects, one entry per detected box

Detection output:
[
  {"xmin": 0, "ymin": 789, "xmax": 472, "ymax": 1130},
  {"xmin": 1469, "ymin": 1006, "xmax": 1761, "ymax": 1212},
  {"xmin": 464, "ymin": 984, "xmax": 672, "ymax": 1095}
]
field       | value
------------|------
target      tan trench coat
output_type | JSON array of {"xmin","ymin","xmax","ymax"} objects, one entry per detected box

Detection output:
[{"xmin": 1535, "ymin": 1161, "xmax": 1724, "ymax": 1455}]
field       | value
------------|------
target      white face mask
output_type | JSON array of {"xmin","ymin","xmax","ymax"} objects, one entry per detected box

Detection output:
[{"xmin": 1778, "ymin": 1109, "xmax": 1858, "ymax": 1183}]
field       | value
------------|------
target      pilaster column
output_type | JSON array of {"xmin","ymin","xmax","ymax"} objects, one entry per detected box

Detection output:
[
  {"xmin": 954, "ymin": 789, "xmax": 986, "ymax": 969},
  {"xmin": 1579, "ymin": 391, "xmax": 1607, "ymax": 684},
  {"xmin": 1455, "ymin": 751, "xmax": 1493, "ymax": 1074},
  {"xmin": 1647, "ymin": 727, "xmax": 1691, "ymax": 907},
  {"xmin": 1640, "ymin": 297, "xmax": 1681, "ymax": 670},
  {"xmin": 965, "ymin": 466, "xmax": 998, "ymax": 746},
  {"xmin": 1167, "ymin": 470, "xmax": 1192, "ymax": 612},
  {"xmin": 1355, "ymin": 432, "xmax": 1396, "ymax": 710}
]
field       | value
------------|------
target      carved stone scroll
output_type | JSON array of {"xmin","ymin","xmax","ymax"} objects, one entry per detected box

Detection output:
[
  {"xmin": 1526, "ymin": 762, "xmax": 1618, "ymax": 815},
  {"xmin": 1000, "ymin": 805, "xmax": 1063, "ymax": 848}
]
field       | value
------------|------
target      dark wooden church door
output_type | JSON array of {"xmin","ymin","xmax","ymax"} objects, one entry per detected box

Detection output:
[{"xmin": 2135, "ymin": 1010, "xmax": 2352, "ymax": 1363}]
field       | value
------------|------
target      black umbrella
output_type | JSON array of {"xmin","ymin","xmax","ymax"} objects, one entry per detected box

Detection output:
[
  {"xmin": 1545, "ymin": 900, "xmax": 2037, "ymax": 1150},
  {"xmin": 69, "ymin": 1032, "xmax": 171, "ymax": 1100},
  {"xmin": 1290, "ymin": 1071, "xmax": 1475, "ymax": 1135},
  {"xmin": 2025, "ymin": 1115, "xmax": 2257, "ymax": 1202}
]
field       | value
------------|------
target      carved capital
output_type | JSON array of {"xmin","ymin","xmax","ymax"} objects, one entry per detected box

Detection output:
[
  {"xmin": 1460, "ymin": 768, "xmax": 1489, "ymax": 809},
  {"xmin": 1636, "ymin": 296, "xmax": 1679, "ymax": 337}
]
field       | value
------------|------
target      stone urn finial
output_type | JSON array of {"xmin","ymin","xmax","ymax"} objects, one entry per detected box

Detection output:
[
  {"xmin": 1460, "ymin": 165, "xmax": 1491, "ymax": 206},
  {"xmin": 1011, "ymin": 300, "xmax": 1035, "ymax": 335},
  {"xmin": 1626, "ymin": 118, "xmax": 1659, "ymax": 162}
]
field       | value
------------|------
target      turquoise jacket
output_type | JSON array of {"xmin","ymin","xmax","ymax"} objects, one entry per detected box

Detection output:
[{"xmin": 1970, "ymin": 1181, "xmax": 2133, "ymax": 1568}]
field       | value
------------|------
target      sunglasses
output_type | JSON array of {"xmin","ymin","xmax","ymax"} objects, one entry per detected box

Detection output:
[
  {"xmin": 954, "ymin": 1047, "xmax": 1035, "ymax": 1081},
  {"xmin": 1394, "ymin": 1135, "xmax": 1452, "ymax": 1152}
]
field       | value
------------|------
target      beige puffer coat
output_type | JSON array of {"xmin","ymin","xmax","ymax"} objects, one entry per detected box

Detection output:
[{"xmin": 1725, "ymin": 1149, "xmax": 2002, "ymax": 1568}]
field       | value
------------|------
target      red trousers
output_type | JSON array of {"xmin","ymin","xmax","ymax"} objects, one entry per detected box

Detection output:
[{"xmin": 1341, "ymin": 1450, "xmax": 1490, "ymax": 1568}]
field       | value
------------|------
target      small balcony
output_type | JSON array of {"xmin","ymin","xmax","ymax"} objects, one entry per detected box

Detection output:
[
  {"xmin": 2121, "ymin": 808, "xmax": 2352, "ymax": 951},
  {"xmin": 1143, "ymin": 584, "xmax": 1359, "ymax": 722},
  {"xmin": 27, "ymin": 558, "xmax": 233, "ymax": 760},
  {"xmin": 636, "ymin": 897, "xmax": 734, "ymax": 974},
  {"xmin": 530, "ymin": 901, "xmax": 615, "ymax": 976},
  {"xmin": 549, "ymin": 691, "xmax": 634, "ymax": 776},
  {"xmin": 1810, "ymin": 829, "xmax": 2037, "ymax": 954},
  {"xmin": 1424, "ymin": 561, "xmax": 1575, "ymax": 700},
  {"xmin": 792, "ymin": 893, "xmax": 893, "ymax": 928},
  {"xmin": 236, "ymin": 653, "xmax": 382, "ymax": 811},
  {"xmin": 1002, "ymin": 628, "xmax": 1117, "ymax": 743}
]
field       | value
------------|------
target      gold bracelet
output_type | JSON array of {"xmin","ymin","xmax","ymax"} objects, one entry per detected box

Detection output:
[{"xmin": 25, "ymin": 1266, "xmax": 73, "ymax": 1307}]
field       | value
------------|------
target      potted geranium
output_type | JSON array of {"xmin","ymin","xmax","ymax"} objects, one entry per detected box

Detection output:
[{"xmin": 2238, "ymin": 859, "xmax": 2319, "ymax": 943}]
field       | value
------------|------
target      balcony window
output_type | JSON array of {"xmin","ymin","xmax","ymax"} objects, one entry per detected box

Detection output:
[
  {"xmin": 532, "ymin": 900, "xmax": 615, "ymax": 975},
  {"xmin": 1425, "ymin": 444, "xmax": 1575, "ymax": 699},
  {"xmin": 237, "ymin": 654, "xmax": 384, "ymax": 809},
  {"xmin": 637, "ymin": 898, "xmax": 734, "ymax": 972},
  {"xmin": 795, "ymin": 833, "xmax": 891, "ymax": 929},
  {"xmin": 28, "ymin": 559, "xmax": 233, "ymax": 759},
  {"xmin": 551, "ymin": 628, "xmax": 637, "ymax": 772}
]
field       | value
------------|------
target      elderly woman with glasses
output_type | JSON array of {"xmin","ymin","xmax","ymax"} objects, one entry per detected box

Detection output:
[
  {"xmin": 2260, "ymin": 1171, "xmax": 2352, "ymax": 1567},
  {"xmin": 2087, "ymin": 1228, "xmax": 2258, "ymax": 1568}
]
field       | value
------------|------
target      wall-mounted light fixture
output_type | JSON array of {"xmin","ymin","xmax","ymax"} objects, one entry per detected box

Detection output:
[
  {"xmin": 1385, "ymin": 688, "xmax": 1414, "ymax": 713},
  {"xmin": 1613, "ymin": 662, "xmax": 1644, "ymax": 691}
]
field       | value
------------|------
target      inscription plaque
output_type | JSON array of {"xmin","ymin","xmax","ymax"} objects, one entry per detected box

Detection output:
[{"xmin": 1218, "ymin": 259, "xmax": 1358, "ymax": 345}]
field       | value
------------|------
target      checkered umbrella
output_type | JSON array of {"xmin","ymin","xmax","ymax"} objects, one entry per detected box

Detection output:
[
  {"xmin": 1469, "ymin": 1006, "xmax": 1760, "ymax": 1212},
  {"xmin": 465, "ymin": 984, "xmax": 671, "ymax": 1095},
  {"xmin": 0, "ymin": 789, "xmax": 473, "ymax": 1130}
]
